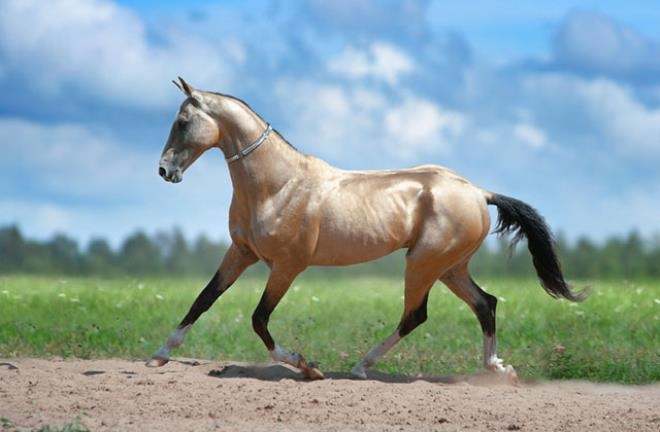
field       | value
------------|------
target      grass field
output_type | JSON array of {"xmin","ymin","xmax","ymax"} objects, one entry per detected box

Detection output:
[{"xmin": 0, "ymin": 275, "xmax": 658, "ymax": 384}]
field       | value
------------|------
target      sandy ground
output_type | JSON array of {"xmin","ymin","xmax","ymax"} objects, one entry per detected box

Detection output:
[{"xmin": 1, "ymin": 358, "xmax": 658, "ymax": 432}]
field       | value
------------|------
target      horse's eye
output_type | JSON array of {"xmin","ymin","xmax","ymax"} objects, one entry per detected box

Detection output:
[{"xmin": 177, "ymin": 119, "xmax": 187, "ymax": 129}]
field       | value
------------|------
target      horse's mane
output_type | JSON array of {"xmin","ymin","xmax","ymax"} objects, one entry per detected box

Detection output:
[{"xmin": 209, "ymin": 92, "xmax": 299, "ymax": 152}]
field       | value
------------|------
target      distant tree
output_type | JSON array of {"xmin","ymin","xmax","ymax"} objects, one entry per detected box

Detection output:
[
  {"xmin": 47, "ymin": 233, "xmax": 80, "ymax": 274},
  {"xmin": 190, "ymin": 234, "xmax": 228, "ymax": 275},
  {"xmin": 621, "ymin": 231, "xmax": 646, "ymax": 278},
  {"xmin": 469, "ymin": 241, "xmax": 497, "ymax": 276},
  {"xmin": 600, "ymin": 237, "xmax": 625, "ymax": 278},
  {"xmin": 119, "ymin": 231, "xmax": 163, "ymax": 275},
  {"xmin": 648, "ymin": 234, "xmax": 660, "ymax": 277},
  {"xmin": 84, "ymin": 238, "xmax": 116, "ymax": 275},
  {"xmin": 567, "ymin": 237, "xmax": 600, "ymax": 279},
  {"xmin": 22, "ymin": 240, "xmax": 55, "ymax": 273},
  {"xmin": 1, "ymin": 224, "xmax": 660, "ymax": 278},
  {"xmin": 479, "ymin": 236, "xmax": 535, "ymax": 278},
  {"xmin": 0, "ymin": 225, "xmax": 26, "ymax": 273},
  {"xmin": 160, "ymin": 228, "xmax": 192, "ymax": 275}
]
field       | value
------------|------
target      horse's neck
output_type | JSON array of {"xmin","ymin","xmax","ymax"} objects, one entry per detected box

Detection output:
[
  {"xmin": 226, "ymin": 128, "xmax": 308, "ymax": 204},
  {"xmin": 212, "ymin": 95, "xmax": 315, "ymax": 205}
]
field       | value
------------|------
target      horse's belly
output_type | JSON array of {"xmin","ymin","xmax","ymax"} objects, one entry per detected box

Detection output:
[
  {"xmin": 310, "ymin": 210, "xmax": 413, "ymax": 266},
  {"xmin": 310, "ymin": 237, "xmax": 401, "ymax": 266},
  {"xmin": 306, "ymin": 173, "xmax": 428, "ymax": 266}
]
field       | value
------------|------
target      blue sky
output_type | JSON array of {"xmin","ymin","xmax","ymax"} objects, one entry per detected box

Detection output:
[{"xmin": 1, "ymin": 0, "xmax": 659, "ymax": 247}]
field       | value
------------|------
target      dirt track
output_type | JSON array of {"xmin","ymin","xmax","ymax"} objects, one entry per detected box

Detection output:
[{"xmin": 1, "ymin": 358, "xmax": 658, "ymax": 431}]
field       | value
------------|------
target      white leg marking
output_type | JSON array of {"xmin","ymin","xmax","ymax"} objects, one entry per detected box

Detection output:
[
  {"xmin": 269, "ymin": 344, "xmax": 324, "ymax": 379},
  {"xmin": 168, "ymin": 324, "xmax": 192, "ymax": 348},
  {"xmin": 486, "ymin": 355, "xmax": 515, "ymax": 374},
  {"xmin": 483, "ymin": 334, "xmax": 515, "ymax": 375},
  {"xmin": 351, "ymin": 332, "xmax": 402, "ymax": 379},
  {"xmin": 483, "ymin": 334, "xmax": 496, "ymax": 366},
  {"xmin": 149, "ymin": 324, "xmax": 191, "ymax": 363},
  {"xmin": 270, "ymin": 344, "xmax": 302, "ymax": 366}
]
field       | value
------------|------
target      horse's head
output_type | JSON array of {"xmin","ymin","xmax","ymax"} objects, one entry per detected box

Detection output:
[{"xmin": 158, "ymin": 77, "xmax": 220, "ymax": 183}]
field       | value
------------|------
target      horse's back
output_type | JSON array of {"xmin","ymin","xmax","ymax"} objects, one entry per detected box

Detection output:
[{"xmin": 309, "ymin": 164, "xmax": 489, "ymax": 265}]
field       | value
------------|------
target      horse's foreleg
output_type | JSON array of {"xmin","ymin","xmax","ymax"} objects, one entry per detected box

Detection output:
[
  {"xmin": 351, "ymin": 264, "xmax": 435, "ymax": 379},
  {"xmin": 441, "ymin": 268, "xmax": 516, "ymax": 377},
  {"xmin": 251, "ymin": 266, "xmax": 324, "ymax": 379},
  {"xmin": 146, "ymin": 244, "xmax": 257, "ymax": 367}
]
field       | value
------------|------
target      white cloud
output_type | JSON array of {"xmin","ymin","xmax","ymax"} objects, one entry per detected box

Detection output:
[
  {"xmin": 0, "ymin": 3, "xmax": 657, "ymax": 244},
  {"xmin": 522, "ymin": 74, "xmax": 660, "ymax": 158},
  {"xmin": 0, "ymin": 118, "xmax": 149, "ymax": 198},
  {"xmin": 384, "ymin": 96, "xmax": 466, "ymax": 159},
  {"xmin": 274, "ymin": 79, "xmax": 465, "ymax": 164},
  {"xmin": 0, "ymin": 118, "xmax": 234, "ymax": 245},
  {"xmin": 0, "ymin": 0, "xmax": 241, "ymax": 108},
  {"xmin": 274, "ymin": 80, "xmax": 381, "ymax": 162},
  {"xmin": 513, "ymin": 122, "xmax": 547, "ymax": 149},
  {"xmin": 328, "ymin": 42, "xmax": 415, "ymax": 85},
  {"xmin": 554, "ymin": 11, "xmax": 660, "ymax": 80},
  {"xmin": 578, "ymin": 80, "xmax": 660, "ymax": 157}
]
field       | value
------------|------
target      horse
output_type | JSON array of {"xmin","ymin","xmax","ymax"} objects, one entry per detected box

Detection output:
[{"xmin": 147, "ymin": 77, "xmax": 584, "ymax": 379}]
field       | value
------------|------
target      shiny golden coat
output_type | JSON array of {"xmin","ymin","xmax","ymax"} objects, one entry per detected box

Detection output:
[{"xmin": 150, "ymin": 78, "xmax": 579, "ymax": 379}]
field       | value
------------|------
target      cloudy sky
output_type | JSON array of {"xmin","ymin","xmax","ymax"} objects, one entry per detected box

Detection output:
[{"xmin": 1, "ymin": 0, "xmax": 659, "ymax": 247}]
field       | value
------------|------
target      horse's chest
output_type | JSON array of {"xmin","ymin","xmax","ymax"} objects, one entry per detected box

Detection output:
[{"xmin": 242, "ymin": 197, "xmax": 317, "ymax": 260}]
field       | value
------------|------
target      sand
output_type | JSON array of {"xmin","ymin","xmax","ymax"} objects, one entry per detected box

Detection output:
[{"xmin": 1, "ymin": 358, "xmax": 658, "ymax": 431}]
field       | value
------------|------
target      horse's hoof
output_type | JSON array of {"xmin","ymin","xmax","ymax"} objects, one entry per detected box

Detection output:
[
  {"xmin": 503, "ymin": 365, "xmax": 519, "ymax": 382},
  {"xmin": 495, "ymin": 364, "xmax": 516, "ymax": 377},
  {"xmin": 303, "ymin": 366, "xmax": 325, "ymax": 380},
  {"xmin": 485, "ymin": 362, "xmax": 518, "ymax": 384},
  {"xmin": 145, "ymin": 356, "xmax": 169, "ymax": 367}
]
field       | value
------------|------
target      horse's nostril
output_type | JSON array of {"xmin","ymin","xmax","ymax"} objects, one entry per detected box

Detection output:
[{"xmin": 159, "ymin": 167, "xmax": 166, "ymax": 178}]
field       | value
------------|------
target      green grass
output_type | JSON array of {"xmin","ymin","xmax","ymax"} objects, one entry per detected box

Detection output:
[
  {"xmin": 1, "ymin": 417, "xmax": 90, "ymax": 432},
  {"xmin": 0, "ymin": 275, "xmax": 658, "ymax": 383}
]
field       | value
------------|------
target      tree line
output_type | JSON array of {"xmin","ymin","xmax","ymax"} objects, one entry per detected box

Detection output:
[{"xmin": 0, "ymin": 224, "xmax": 658, "ymax": 279}]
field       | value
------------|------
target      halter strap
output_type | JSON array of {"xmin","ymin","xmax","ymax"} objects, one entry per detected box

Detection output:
[{"xmin": 225, "ymin": 124, "xmax": 272, "ymax": 163}]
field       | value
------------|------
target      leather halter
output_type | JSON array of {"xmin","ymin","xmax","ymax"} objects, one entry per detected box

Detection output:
[{"xmin": 225, "ymin": 124, "xmax": 272, "ymax": 163}]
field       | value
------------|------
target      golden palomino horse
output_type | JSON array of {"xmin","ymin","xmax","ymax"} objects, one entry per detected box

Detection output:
[{"xmin": 147, "ymin": 77, "xmax": 584, "ymax": 379}]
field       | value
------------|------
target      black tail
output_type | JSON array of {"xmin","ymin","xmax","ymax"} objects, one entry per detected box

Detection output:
[{"xmin": 487, "ymin": 193, "xmax": 585, "ymax": 302}]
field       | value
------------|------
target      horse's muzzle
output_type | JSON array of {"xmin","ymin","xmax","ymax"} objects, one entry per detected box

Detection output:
[{"xmin": 158, "ymin": 165, "xmax": 182, "ymax": 183}]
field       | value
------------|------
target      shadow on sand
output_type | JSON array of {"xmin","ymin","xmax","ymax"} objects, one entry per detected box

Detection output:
[{"xmin": 203, "ymin": 362, "xmax": 519, "ymax": 386}]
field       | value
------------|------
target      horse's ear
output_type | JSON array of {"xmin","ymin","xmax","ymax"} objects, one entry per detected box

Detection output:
[{"xmin": 175, "ymin": 77, "xmax": 195, "ymax": 97}]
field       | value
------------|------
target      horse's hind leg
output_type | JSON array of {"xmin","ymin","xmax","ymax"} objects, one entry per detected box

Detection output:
[
  {"xmin": 351, "ymin": 259, "xmax": 438, "ymax": 379},
  {"xmin": 251, "ymin": 265, "xmax": 324, "ymax": 380},
  {"xmin": 146, "ymin": 244, "xmax": 257, "ymax": 367},
  {"xmin": 441, "ymin": 266, "xmax": 516, "ymax": 376}
]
